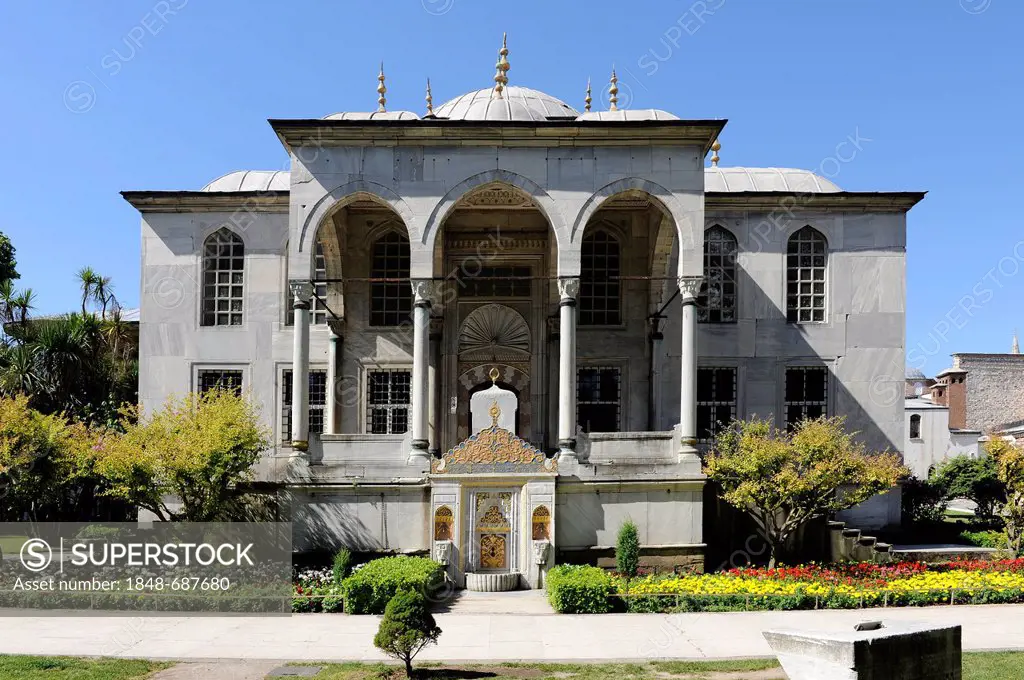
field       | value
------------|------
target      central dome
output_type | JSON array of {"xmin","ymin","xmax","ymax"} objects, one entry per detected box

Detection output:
[{"xmin": 433, "ymin": 86, "xmax": 579, "ymax": 121}]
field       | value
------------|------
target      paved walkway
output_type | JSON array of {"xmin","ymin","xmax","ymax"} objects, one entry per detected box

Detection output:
[{"xmin": 0, "ymin": 604, "xmax": 1023, "ymax": 662}]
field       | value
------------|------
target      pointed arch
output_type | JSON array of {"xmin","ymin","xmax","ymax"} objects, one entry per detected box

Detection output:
[
  {"xmin": 422, "ymin": 170, "xmax": 568, "ymax": 257},
  {"xmin": 298, "ymin": 180, "xmax": 417, "ymax": 258},
  {"xmin": 571, "ymin": 177, "xmax": 696, "ymax": 250}
]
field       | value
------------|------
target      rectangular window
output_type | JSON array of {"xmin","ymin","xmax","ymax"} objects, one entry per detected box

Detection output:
[
  {"xmin": 282, "ymin": 369, "xmax": 327, "ymax": 442},
  {"xmin": 784, "ymin": 366, "xmax": 828, "ymax": 429},
  {"xmin": 197, "ymin": 369, "xmax": 243, "ymax": 395},
  {"xmin": 459, "ymin": 266, "xmax": 532, "ymax": 298},
  {"xmin": 366, "ymin": 369, "xmax": 411, "ymax": 434},
  {"xmin": 577, "ymin": 366, "xmax": 621, "ymax": 433},
  {"xmin": 697, "ymin": 367, "xmax": 737, "ymax": 442}
]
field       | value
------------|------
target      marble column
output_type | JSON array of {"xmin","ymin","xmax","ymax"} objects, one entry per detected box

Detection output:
[
  {"xmin": 325, "ymin": 321, "xmax": 343, "ymax": 435},
  {"xmin": 410, "ymin": 279, "xmax": 435, "ymax": 462},
  {"xmin": 557, "ymin": 277, "xmax": 580, "ymax": 462},
  {"xmin": 678, "ymin": 276, "xmax": 703, "ymax": 459},
  {"xmin": 289, "ymin": 280, "xmax": 314, "ymax": 452}
]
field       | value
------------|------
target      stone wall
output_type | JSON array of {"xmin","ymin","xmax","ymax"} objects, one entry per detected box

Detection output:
[{"xmin": 957, "ymin": 354, "xmax": 1024, "ymax": 431}]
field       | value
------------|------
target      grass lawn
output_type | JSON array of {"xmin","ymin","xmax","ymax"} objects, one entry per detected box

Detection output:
[
  {"xmin": 0, "ymin": 535, "xmax": 28, "ymax": 556},
  {"xmin": 298, "ymin": 653, "xmax": 1024, "ymax": 680},
  {"xmin": 0, "ymin": 655, "xmax": 169, "ymax": 679}
]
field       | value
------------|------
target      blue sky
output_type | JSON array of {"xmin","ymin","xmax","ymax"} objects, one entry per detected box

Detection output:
[{"xmin": 0, "ymin": 0, "xmax": 1019, "ymax": 375}]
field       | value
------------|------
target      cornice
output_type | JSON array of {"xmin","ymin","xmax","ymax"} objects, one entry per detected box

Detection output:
[
  {"xmin": 705, "ymin": 191, "xmax": 926, "ymax": 213},
  {"xmin": 120, "ymin": 191, "xmax": 289, "ymax": 213},
  {"xmin": 269, "ymin": 118, "xmax": 726, "ymax": 152}
]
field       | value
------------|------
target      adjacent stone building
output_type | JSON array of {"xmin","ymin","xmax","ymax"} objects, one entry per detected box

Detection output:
[{"xmin": 123, "ymin": 42, "xmax": 921, "ymax": 587}]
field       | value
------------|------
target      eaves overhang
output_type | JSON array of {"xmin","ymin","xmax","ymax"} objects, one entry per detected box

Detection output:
[
  {"xmin": 120, "ymin": 190, "xmax": 289, "ymax": 213},
  {"xmin": 268, "ymin": 118, "xmax": 727, "ymax": 154},
  {"xmin": 705, "ymin": 191, "xmax": 927, "ymax": 213}
]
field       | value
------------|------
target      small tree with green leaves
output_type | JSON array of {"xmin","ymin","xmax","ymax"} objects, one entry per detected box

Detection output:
[
  {"xmin": 986, "ymin": 437, "xmax": 1024, "ymax": 555},
  {"xmin": 85, "ymin": 389, "xmax": 270, "ymax": 521},
  {"xmin": 616, "ymin": 519, "xmax": 640, "ymax": 583},
  {"xmin": 704, "ymin": 416, "xmax": 907, "ymax": 567},
  {"xmin": 373, "ymin": 589, "xmax": 441, "ymax": 678},
  {"xmin": 931, "ymin": 454, "xmax": 1005, "ymax": 521}
]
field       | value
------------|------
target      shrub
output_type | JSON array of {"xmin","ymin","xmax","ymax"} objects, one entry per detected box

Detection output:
[
  {"xmin": 342, "ymin": 556, "xmax": 444, "ymax": 615},
  {"xmin": 616, "ymin": 520, "xmax": 640, "ymax": 580},
  {"xmin": 546, "ymin": 565, "xmax": 614, "ymax": 613},
  {"xmin": 902, "ymin": 476, "xmax": 948, "ymax": 525},
  {"xmin": 332, "ymin": 548, "xmax": 355, "ymax": 585},
  {"xmin": 961, "ymin": 529, "xmax": 1009, "ymax": 549},
  {"xmin": 373, "ymin": 589, "xmax": 441, "ymax": 678}
]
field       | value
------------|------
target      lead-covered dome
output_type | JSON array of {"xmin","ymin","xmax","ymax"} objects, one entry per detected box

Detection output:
[
  {"xmin": 201, "ymin": 170, "xmax": 289, "ymax": 192},
  {"xmin": 433, "ymin": 86, "xmax": 578, "ymax": 121},
  {"xmin": 704, "ymin": 166, "xmax": 841, "ymax": 193}
]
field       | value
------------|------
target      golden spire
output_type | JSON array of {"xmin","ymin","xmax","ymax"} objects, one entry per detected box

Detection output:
[
  {"xmin": 1014, "ymin": 330, "xmax": 1020, "ymax": 354},
  {"xmin": 585, "ymin": 78, "xmax": 592, "ymax": 112},
  {"xmin": 493, "ymin": 32, "xmax": 510, "ymax": 99},
  {"xmin": 711, "ymin": 137, "xmax": 721, "ymax": 167},
  {"xmin": 425, "ymin": 77, "xmax": 434, "ymax": 116},
  {"xmin": 376, "ymin": 62, "xmax": 387, "ymax": 113},
  {"xmin": 608, "ymin": 68, "xmax": 619, "ymax": 111}
]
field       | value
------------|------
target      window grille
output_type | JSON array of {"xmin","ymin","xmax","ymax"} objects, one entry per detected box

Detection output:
[
  {"xmin": 366, "ymin": 369, "xmax": 411, "ymax": 434},
  {"xmin": 786, "ymin": 226, "xmax": 828, "ymax": 323},
  {"xmin": 784, "ymin": 366, "xmax": 828, "ymax": 429},
  {"xmin": 201, "ymin": 227, "xmax": 244, "ymax": 326},
  {"xmin": 580, "ymin": 230, "xmax": 621, "ymax": 325},
  {"xmin": 697, "ymin": 367, "xmax": 737, "ymax": 441},
  {"xmin": 197, "ymin": 369, "xmax": 243, "ymax": 395},
  {"xmin": 577, "ymin": 366, "xmax": 621, "ymax": 432},
  {"xmin": 281, "ymin": 369, "xmax": 327, "ymax": 442},
  {"xmin": 698, "ymin": 226, "xmax": 738, "ymax": 323}
]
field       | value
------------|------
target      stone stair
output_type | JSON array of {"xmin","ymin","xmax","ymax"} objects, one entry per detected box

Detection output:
[{"xmin": 828, "ymin": 521, "xmax": 894, "ymax": 564}]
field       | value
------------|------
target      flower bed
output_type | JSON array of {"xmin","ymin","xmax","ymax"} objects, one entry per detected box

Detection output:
[{"xmin": 545, "ymin": 558, "xmax": 1024, "ymax": 613}]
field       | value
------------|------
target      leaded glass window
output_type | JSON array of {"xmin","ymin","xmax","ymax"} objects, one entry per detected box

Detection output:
[
  {"xmin": 577, "ymin": 366, "xmax": 621, "ymax": 433},
  {"xmin": 281, "ymin": 369, "xmax": 327, "ymax": 442},
  {"xmin": 786, "ymin": 226, "xmax": 828, "ymax": 324},
  {"xmin": 366, "ymin": 369, "xmax": 411, "ymax": 434},
  {"xmin": 201, "ymin": 227, "xmax": 244, "ymax": 326},
  {"xmin": 697, "ymin": 367, "xmax": 737, "ymax": 442},
  {"xmin": 784, "ymin": 366, "xmax": 828, "ymax": 429},
  {"xmin": 459, "ymin": 266, "xmax": 532, "ymax": 297},
  {"xmin": 698, "ymin": 226, "xmax": 738, "ymax": 323},
  {"xmin": 580, "ymin": 230, "xmax": 621, "ymax": 326},
  {"xmin": 370, "ymin": 233, "xmax": 412, "ymax": 327}
]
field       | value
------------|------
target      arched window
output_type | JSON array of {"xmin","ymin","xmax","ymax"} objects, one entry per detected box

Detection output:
[
  {"xmin": 580, "ymin": 229, "xmax": 621, "ymax": 325},
  {"xmin": 910, "ymin": 414, "xmax": 922, "ymax": 440},
  {"xmin": 285, "ymin": 236, "xmax": 328, "ymax": 325},
  {"xmin": 532, "ymin": 506, "xmax": 551, "ymax": 540},
  {"xmin": 201, "ymin": 227, "xmax": 244, "ymax": 326},
  {"xmin": 434, "ymin": 506, "xmax": 454, "ymax": 541},
  {"xmin": 786, "ymin": 226, "xmax": 828, "ymax": 324},
  {"xmin": 369, "ymin": 232, "xmax": 411, "ymax": 327},
  {"xmin": 698, "ymin": 226, "xmax": 738, "ymax": 323}
]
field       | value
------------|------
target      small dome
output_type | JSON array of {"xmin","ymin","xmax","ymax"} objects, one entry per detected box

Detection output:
[
  {"xmin": 705, "ymin": 166, "xmax": 841, "ymax": 193},
  {"xmin": 576, "ymin": 109, "xmax": 680, "ymax": 122},
  {"xmin": 322, "ymin": 111, "xmax": 420, "ymax": 121},
  {"xmin": 201, "ymin": 170, "xmax": 289, "ymax": 192},
  {"xmin": 433, "ymin": 86, "xmax": 578, "ymax": 121}
]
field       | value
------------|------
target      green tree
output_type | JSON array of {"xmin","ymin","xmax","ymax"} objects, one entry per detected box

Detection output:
[
  {"xmin": 931, "ymin": 454, "xmax": 1005, "ymax": 520},
  {"xmin": 704, "ymin": 416, "xmax": 907, "ymax": 567},
  {"xmin": 76, "ymin": 266, "xmax": 100, "ymax": 316},
  {"xmin": 0, "ymin": 231, "xmax": 17, "ymax": 283},
  {"xmin": 0, "ymin": 394, "xmax": 95, "ymax": 521},
  {"xmin": 86, "ymin": 389, "xmax": 270, "ymax": 521},
  {"xmin": 616, "ymin": 519, "xmax": 640, "ymax": 581},
  {"xmin": 986, "ymin": 438, "xmax": 1024, "ymax": 555},
  {"xmin": 373, "ymin": 589, "xmax": 442, "ymax": 678}
]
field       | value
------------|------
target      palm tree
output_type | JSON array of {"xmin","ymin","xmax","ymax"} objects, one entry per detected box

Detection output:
[
  {"xmin": 93, "ymin": 276, "xmax": 114, "ymax": 319},
  {"xmin": 77, "ymin": 267, "xmax": 99, "ymax": 316},
  {"xmin": 10, "ymin": 288, "xmax": 34, "ymax": 328}
]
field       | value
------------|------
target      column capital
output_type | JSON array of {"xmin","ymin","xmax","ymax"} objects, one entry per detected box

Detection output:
[
  {"xmin": 557, "ymin": 276, "xmax": 580, "ymax": 302},
  {"xmin": 410, "ymin": 279, "xmax": 439, "ymax": 306},
  {"xmin": 678, "ymin": 276, "xmax": 704, "ymax": 301},
  {"xmin": 289, "ymin": 279, "xmax": 314, "ymax": 305}
]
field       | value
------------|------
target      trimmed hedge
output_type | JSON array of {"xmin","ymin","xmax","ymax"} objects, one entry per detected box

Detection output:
[
  {"xmin": 546, "ymin": 564, "xmax": 614, "ymax": 614},
  {"xmin": 341, "ymin": 556, "xmax": 445, "ymax": 615}
]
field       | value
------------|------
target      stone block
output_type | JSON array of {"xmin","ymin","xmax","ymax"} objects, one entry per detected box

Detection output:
[{"xmin": 763, "ymin": 621, "xmax": 961, "ymax": 679}]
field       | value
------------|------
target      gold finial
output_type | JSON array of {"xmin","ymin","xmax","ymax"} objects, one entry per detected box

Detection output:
[
  {"xmin": 609, "ymin": 68, "xmax": 619, "ymax": 111},
  {"xmin": 585, "ymin": 78, "xmax": 592, "ymax": 112},
  {"xmin": 489, "ymin": 367, "xmax": 500, "ymax": 384},
  {"xmin": 1014, "ymin": 329, "xmax": 1020, "ymax": 354},
  {"xmin": 489, "ymin": 400, "xmax": 501, "ymax": 426},
  {"xmin": 377, "ymin": 62, "xmax": 387, "ymax": 113},
  {"xmin": 492, "ymin": 32, "xmax": 510, "ymax": 99},
  {"xmin": 425, "ymin": 77, "xmax": 434, "ymax": 116},
  {"xmin": 711, "ymin": 137, "xmax": 721, "ymax": 167}
]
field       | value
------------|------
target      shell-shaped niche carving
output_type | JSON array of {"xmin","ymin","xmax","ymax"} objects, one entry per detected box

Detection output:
[{"xmin": 459, "ymin": 304, "xmax": 530, "ymax": 356}]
